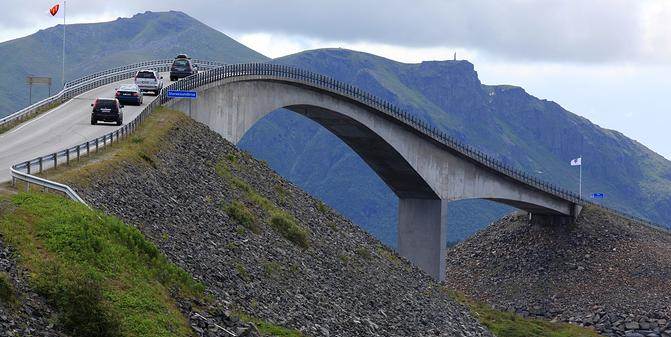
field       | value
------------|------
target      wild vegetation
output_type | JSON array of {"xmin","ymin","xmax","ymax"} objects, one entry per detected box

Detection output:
[{"xmin": 0, "ymin": 192, "xmax": 202, "ymax": 337}]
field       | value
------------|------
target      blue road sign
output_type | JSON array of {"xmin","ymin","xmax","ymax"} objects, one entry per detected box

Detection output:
[
  {"xmin": 591, "ymin": 193, "xmax": 605, "ymax": 199},
  {"xmin": 167, "ymin": 90, "xmax": 197, "ymax": 99}
]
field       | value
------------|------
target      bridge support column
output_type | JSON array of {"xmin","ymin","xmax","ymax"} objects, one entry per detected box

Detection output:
[{"xmin": 397, "ymin": 198, "xmax": 448, "ymax": 282}]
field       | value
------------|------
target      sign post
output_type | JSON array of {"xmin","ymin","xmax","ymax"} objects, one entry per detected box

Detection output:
[
  {"xmin": 167, "ymin": 90, "xmax": 197, "ymax": 117},
  {"xmin": 26, "ymin": 76, "xmax": 53, "ymax": 105}
]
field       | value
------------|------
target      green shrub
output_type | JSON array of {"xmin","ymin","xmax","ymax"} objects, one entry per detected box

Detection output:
[
  {"xmin": 235, "ymin": 263, "xmax": 251, "ymax": 282},
  {"xmin": 355, "ymin": 247, "xmax": 372, "ymax": 260},
  {"xmin": 225, "ymin": 201, "xmax": 260, "ymax": 234},
  {"xmin": 234, "ymin": 312, "xmax": 306, "ymax": 337},
  {"xmin": 0, "ymin": 272, "xmax": 16, "ymax": 305},
  {"xmin": 316, "ymin": 201, "xmax": 328, "ymax": 214},
  {"xmin": 38, "ymin": 266, "xmax": 120, "ymax": 337},
  {"xmin": 262, "ymin": 261, "xmax": 282, "ymax": 277},
  {"xmin": 270, "ymin": 213, "xmax": 309, "ymax": 249}
]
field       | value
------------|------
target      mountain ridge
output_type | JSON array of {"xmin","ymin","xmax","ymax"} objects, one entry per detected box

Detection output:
[
  {"xmin": 239, "ymin": 47, "xmax": 671, "ymax": 244},
  {"xmin": 0, "ymin": 10, "xmax": 268, "ymax": 117}
]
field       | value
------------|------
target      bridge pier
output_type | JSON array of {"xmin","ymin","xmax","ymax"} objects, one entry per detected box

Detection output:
[{"xmin": 397, "ymin": 198, "xmax": 448, "ymax": 282}]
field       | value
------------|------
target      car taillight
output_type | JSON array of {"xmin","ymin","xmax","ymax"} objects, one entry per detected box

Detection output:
[
  {"xmin": 132, "ymin": 92, "xmax": 138, "ymax": 96},
  {"xmin": 115, "ymin": 91, "xmax": 120, "ymax": 96}
]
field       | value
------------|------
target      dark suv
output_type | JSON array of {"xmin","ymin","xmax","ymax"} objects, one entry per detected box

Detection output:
[
  {"xmin": 91, "ymin": 98, "xmax": 123, "ymax": 125},
  {"xmin": 170, "ymin": 55, "xmax": 198, "ymax": 81}
]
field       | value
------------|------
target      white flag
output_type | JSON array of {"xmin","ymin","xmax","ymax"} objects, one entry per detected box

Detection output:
[{"xmin": 570, "ymin": 157, "xmax": 582, "ymax": 166}]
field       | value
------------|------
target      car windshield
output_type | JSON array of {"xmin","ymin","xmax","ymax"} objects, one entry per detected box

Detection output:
[
  {"xmin": 173, "ymin": 60, "xmax": 189, "ymax": 67},
  {"xmin": 119, "ymin": 86, "xmax": 136, "ymax": 92},
  {"xmin": 95, "ymin": 100, "xmax": 118, "ymax": 111},
  {"xmin": 136, "ymin": 71, "xmax": 155, "ymax": 79}
]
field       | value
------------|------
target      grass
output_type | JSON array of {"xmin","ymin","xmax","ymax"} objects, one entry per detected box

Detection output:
[
  {"xmin": 355, "ymin": 247, "xmax": 372, "ymax": 260},
  {"xmin": 234, "ymin": 312, "xmax": 306, "ymax": 337},
  {"xmin": 315, "ymin": 201, "xmax": 328, "ymax": 214},
  {"xmin": 224, "ymin": 201, "xmax": 260, "ymax": 234},
  {"xmin": 0, "ymin": 272, "xmax": 16, "ymax": 305},
  {"xmin": 0, "ymin": 192, "xmax": 203, "ymax": 337},
  {"xmin": 3, "ymin": 107, "xmax": 311, "ymax": 336},
  {"xmin": 262, "ymin": 261, "xmax": 282, "ymax": 277},
  {"xmin": 235, "ymin": 263, "xmax": 251, "ymax": 282},
  {"xmin": 448, "ymin": 291, "xmax": 601, "ymax": 337},
  {"xmin": 270, "ymin": 213, "xmax": 310, "ymax": 249},
  {"xmin": 215, "ymin": 157, "xmax": 311, "ymax": 249},
  {"xmin": 42, "ymin": 107, "xmax": 187, "ymax": 186}
]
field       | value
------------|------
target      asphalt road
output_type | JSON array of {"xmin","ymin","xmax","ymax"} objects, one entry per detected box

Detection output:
[{"xmin": 0, "ymin": 73, "xmax": 172, "ymax": 182}]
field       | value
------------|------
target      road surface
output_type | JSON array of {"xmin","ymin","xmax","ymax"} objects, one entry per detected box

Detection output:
[{"xmin": 0, "ymin": 73, "xmax": 172, "ymax": 182}]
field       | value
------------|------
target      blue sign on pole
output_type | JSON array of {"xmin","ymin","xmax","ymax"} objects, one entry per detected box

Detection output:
[
  {"xmin": 591, "ymin": 193, "xmax": 605, "ymax": 199},
  {"xmin": 167, "ymin": 90, "xmax": 197, "ymax": 99}
]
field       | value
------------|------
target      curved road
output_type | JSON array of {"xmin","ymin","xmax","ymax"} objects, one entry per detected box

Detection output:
[{"xmin": 0, "ymin": 73, "xmax": 172, "ymax": 182}]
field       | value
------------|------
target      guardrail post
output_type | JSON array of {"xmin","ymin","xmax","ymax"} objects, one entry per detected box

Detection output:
[
  {"xmin": 66, "ymin": 149, "xmax": 70, "ymax": 165},
  {"xmin": 76, "ymin": 146, "xmax": 80, "ymax": 162},
  {"xmin": 39, "ymin": 157, "xmax": 43, "ymax": 173},
  {"xmin": 86, "ymin": 142, "xmax": 90, "ymax": 155},
  {"xmin": 96, "ymin": 138, "xmax": 99, "ymax": 152},
  {"xmin": 26, "ymin": 161, "xmax": 31, "ymax": 174},
  {"xmin": 54, "ymin": 153, "xmax": 57, "ymax": 168}
]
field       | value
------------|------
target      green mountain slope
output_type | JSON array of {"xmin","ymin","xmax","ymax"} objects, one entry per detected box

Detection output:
[
  {"xmin": 0, "ymin": 10, "xmax": 268, "ymax": 117},
  {"xmin": 238, "ymin": 48, "xmax": 671, "ymax": 244}
]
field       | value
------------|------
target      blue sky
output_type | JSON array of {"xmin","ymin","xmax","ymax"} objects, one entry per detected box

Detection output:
[{"xmin": 1, "ymin": 0, "xmax": 669, "ymax": 159}]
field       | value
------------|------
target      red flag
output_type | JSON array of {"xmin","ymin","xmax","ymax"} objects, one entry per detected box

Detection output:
[{"xmin": 49, "ymin": 4, "xmax": 59, "ymax": 16}]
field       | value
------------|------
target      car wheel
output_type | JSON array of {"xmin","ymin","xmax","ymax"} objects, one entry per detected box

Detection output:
[
  {"xmin": 116, "ymin": 118, "xmax": 122, "ymax": 126},
  {"xmin": 91, "ymin": 118, "xmax": 96, "ymax": 125}
]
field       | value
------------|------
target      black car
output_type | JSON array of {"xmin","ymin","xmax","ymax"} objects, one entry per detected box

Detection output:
[
  {"xmin": 170, "ymin": 55, "xmax": 198, "ymax": 81},
  {"xmin": 91, "ymin": 98, "xmax": 123, "ymax": 126},
  {"xmin": 115, "ymin": 84, "xmax": 143, "ymax": 105}
]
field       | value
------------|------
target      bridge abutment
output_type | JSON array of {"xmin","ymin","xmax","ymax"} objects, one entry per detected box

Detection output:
[{"xmin": 397, "ymin": 198, "xmax": 448, "ymax": 282}]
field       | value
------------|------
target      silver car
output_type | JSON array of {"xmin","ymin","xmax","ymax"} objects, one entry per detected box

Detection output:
[{"xmin": 133, "ymin": 70, "xmax": 163, "ymax": 95}]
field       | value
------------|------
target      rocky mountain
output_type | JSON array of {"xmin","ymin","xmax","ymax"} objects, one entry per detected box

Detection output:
[
  {"xmin": 444, "ymin": 206, "xmax": 671, "ymax": 337},
  {"xmin": 60, "ymin": 108, "xmax": 493, "ymax": 337},
  {"xmin": 0, "ymin": 11, "xmax": 267, "ymax": 116},
  {"xmin": 239, "ymin": 48, "xmax": 671, "ymax": 245}
]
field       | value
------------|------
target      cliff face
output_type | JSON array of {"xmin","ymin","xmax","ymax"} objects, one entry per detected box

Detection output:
[{"xmin": 238, "ymin": 48, "xmax": 671, "ymax": 246}]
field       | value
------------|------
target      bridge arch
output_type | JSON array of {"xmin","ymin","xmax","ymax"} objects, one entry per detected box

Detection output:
[{"xmin": 165, "ymin": 65, "xmax": 581, "ymax": 280}]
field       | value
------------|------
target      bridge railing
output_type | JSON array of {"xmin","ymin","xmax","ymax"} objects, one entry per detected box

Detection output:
[
  {"xmin": 0, "ymin": 59, "xmax": 224, "ymax": 127},
  {"xmin": 9, "ymin": 62, "xmax": 668, "ymax": 232}
]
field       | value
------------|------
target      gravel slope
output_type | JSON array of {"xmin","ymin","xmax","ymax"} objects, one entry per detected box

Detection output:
[
  {"xmin": 445, "ymin": 208, "xmax": 671, "ymax": 337},
  {"xmin": 68, "ymin": 116, "xmax": 493, "ymax": 337}
]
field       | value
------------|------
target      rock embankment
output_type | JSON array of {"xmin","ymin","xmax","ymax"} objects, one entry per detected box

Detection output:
[
  {"xmin": 445, "ymin": 208, "xmax": 671, "ymax": 337},
  {"xmin": 69, "ymin": 113, "xmax": 493, "ymax": 337}
]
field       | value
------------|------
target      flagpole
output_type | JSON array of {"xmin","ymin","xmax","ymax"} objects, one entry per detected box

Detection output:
[
  {"xmin": 62, "ymin": 1, "xmax": 66, "ymax": 87},
  {"xmin": 579, "ymin": 155, "xmax": 582, "ymax": 200}
]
